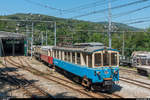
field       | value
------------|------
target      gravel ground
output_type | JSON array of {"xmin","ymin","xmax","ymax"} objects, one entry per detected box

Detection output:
[
  {"xmin": 0, "ymin": 57, "xmax": 91, "ymax": 98},
  {"xmin": 26, "ymin": 57, "xmax": 150, "ymax": 98},
  {"xmin": 0, "ymin": 59, "xmax": 29, "ymax": 98},
  {"xmin": 0, "ymin": 56, "xmax": 150, "ymax": 98},
  {"xmin": 114, "ymin": 81, "xmax": 150, "ymax": 98},
  {"xmin": 115, "ymin": 67, "xmax": 150, "ymax": 98}
]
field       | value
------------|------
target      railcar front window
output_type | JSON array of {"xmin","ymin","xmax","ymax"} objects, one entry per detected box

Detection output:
[
  {"xmin": 148, "ymin": 59, "xmax": 150, "ymax": 66},
  {"xmin": 103, "ymin": 52, "xmax": 109, "ymax": 66},
  {"xmin": 141, "ymin": 58, "xmax": 147, "ymax": 65},
  {"xmin": 94, "ymin": 53, "xmax": 101, "ymax": 66},
  {"xmin": 111, "ymin": 53, "xmax": 117, "ymax": 66}
]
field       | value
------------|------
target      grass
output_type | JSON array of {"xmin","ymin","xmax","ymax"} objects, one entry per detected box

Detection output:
[
  {"xmin": 148, "ymin": 74, "xmax": 150, "ymax": 80},
  {"xmin": 0, "ymin": 60, "xmax": 2, "ymax": 64},
  {"xmin": 120, "ymin": 66, "xmax": 137, "ymax": 71}
]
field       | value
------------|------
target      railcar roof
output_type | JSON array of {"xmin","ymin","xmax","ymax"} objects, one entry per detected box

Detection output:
[
  {"xmin": 53, "ymin": 45, "xmax": 118, "ymax": 53},
  {"xmin": 40, "ymin": 46, "xmax": 54, "ymax": 50},
  {"xmin": 132, "ymin": 51, "xmax": 150, "ymax": 57},
  {"xmin": 0, "ymin": 31, "xmax": 25, "ymax": 39},
  {"xmin": 74, "ymin": 42, "xmax": 104, "ymax": 47}
]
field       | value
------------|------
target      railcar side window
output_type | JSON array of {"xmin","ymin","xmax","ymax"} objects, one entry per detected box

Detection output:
[
  {"xmin": 88, "ymin": 54, "xmax": 92, "ymax": 67},
  {"xmin": 77, "ymin": 53, "xmax": 81, "ymax": 65},
  {"xmin": 54, "ymin": 50, "xmax": 56, "ymax": 58},
  {"xmin": 64, "ymin": 52, "xmax": 67, "ymax": 61},
  {"xmin": 72, "ymin": 52, "xmax": 75, "ymax": 63},
  {"xmin": 68, "ymin": 52, "xmax": 70, "ymax": 62},
  {"xmin": 61, "ymin": 51, "xmax": 63, "ymax": 60},
  {"xmin": 111, "ymin": 53, "xmax": 117, "ymax": 66},
  {"xmin": 141, "ymin": 59, "xmax": 147, "ymax": 65},
  {"xmin": 148, "ymin": 59, "xmax": 150, "ymax": 66},
  {"xmin": 137, "ymin": 58, "xmax": 140, "ymax": 64},
  {"xmin": 57, "ymin": 50, "xmax": 59, "ymax": 59},
  {"xmin": 94, "ymin": 53, "xmax": 101, "ymax": 66},
  {"xmin": 103, "ymin": 52, "xmax": 109, "ymax": 66}
]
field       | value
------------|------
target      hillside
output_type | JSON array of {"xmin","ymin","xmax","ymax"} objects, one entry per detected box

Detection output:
[
  {"xmin": 1, "ymin": 13, "xmax": 149, "ymax": 57},
  {"xmin": 0, "ymin": 13, "xmax": 140, "ymax": 32}
]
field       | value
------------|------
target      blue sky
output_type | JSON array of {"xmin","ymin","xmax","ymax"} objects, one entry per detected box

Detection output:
[{"xmin": 0, "ymin": 0, "xmax": 150, "ymax": 29}]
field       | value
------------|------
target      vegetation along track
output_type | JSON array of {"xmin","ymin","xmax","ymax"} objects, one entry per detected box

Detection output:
[
  {"xmin": 7, "ymin": 56, "xmax": 122, "ymax": 98},
  {"xmin": 0, "ymin": 57, "xmax": 53, "ymax": 98}
]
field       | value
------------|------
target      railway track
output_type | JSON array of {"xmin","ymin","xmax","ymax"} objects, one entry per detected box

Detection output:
[
  {"xmin": 120, "ymin": 77, "xmax": 150, "ymax": 90},
  {"xmin": 119, "ymin": 67, "xmax": 137, "ymax": 74},
  {"xmin": 0, "ymin": 57, "xmax": 53, "ymax": 98},
  {"xmin": 7, "ymin": 56, "xmax": 122, "ymax": 98},
  {"xmin": 119, "ymin": 68, "xmax": 150, "ymax": 90}
]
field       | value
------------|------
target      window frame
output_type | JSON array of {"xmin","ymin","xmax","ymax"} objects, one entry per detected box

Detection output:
[{"xmin": 93, "ymin": 50, "xmax": 119, "ymax": 68}]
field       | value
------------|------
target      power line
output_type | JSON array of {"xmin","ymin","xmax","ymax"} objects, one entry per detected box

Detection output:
[
  {"xmin": 117, "ymin": 16, "xmax": 150, "ymax": 23},
  {"xmin": 24, "ymin": 0, "xmax": 66, "ymax": 13},
  {"xmin": 113, "ymin": 4, "xmax": 150, "ymax": 18},
  {"xmin": 126, "ymin": 19, "xmax": 150, "ymax": 25},
  {"xmin": 70, "ymin": 0, "xmax": 148, "ymax": 19},
  {"xmin": 61, "ymin": 0, "xmax": 115, "ymax": 14}
]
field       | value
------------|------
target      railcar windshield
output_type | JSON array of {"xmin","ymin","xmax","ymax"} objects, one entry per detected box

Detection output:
[
  {"xmin": 103, "ymin": 52, "xmax": 109, "ymax": 66},
  {"xmin": 95, "ymin": 53, "xmax": 102, "ymax": 66},
  {"xmin": 135, "ymin": 57, "xmax": 150, "ymax": 66},
  {"xmin": 111, "ymin": 53, "xmax": 118, "ymax": 66},
  {"xmin": 94, "ymin": 51, "xmax": 118, "ymax": 67}
]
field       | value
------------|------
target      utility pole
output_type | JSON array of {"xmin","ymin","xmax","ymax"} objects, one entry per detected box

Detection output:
[
  {"xmin": 54, "ymin": 22, "xmax": 56, "ymax": 46},
  {"xmin": 31, "ymin": 22, "xmax": 34, "ymax": 59},
  {"xmin": 46, "ymin": 30, "xmax": 48, "ymax": 45},
  {"xmin": 122, "ymin": 31, "xmax": 125, "ymax": 56},
  {"xmin": 26, "ymin": 23, "xmax": 28, "ymax": 56},
  {"xmin": 108, "ymin": 0, "xmax": 112, "ymax": 49},
  {"xmin": 41, "ymin": 32, "xmax": 43, "ymax": 46}
]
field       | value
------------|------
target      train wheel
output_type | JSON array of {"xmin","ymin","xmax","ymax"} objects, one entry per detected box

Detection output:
[
  {"xmin": 52, "ymin": 65, "xmax": 56, "ymax": 72},
  {"xmin": 82, "ymin": 76, "xmax": 91, "ymax": 90}
]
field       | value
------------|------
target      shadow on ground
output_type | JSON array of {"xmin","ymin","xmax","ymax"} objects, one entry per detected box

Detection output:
[
  {"xmin": 0, "ymin": 66, "xmax": 39, "ymax": 98},
  {"xmin": 54, "ymin": 92, "xmax": 77, "ymax": 98}
]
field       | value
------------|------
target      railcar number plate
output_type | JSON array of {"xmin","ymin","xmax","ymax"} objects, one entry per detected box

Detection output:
[{"xmin": 104, "ymin": 81, "xmax": 112, "ymax": 85}]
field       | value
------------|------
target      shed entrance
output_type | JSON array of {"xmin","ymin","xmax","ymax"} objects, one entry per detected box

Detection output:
[{"xmin": 1, "ymin": 39, "xmax": 24, "ymax": 56}]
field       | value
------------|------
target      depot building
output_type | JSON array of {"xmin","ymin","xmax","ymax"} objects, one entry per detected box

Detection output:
[{"xmin": 0, "ymin": 31, "xmax": 27, "ymax": 57}]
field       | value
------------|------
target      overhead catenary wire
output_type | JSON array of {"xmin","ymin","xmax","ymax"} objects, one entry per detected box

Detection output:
[
  {"xmin": 61, "ymin": 0, "xmax": 118, "ymax": 15},
  {"xmin": 24, "ymin": 0, "xmax": 66, "ymax": 13},
  {"xmin": 117, "ymin": 16, "xmax": 150, "ymax": 23},
  {"xmin": 112, "ymin": 4, "xmax": 150, "ymax": 18},
  {"xmin": 70, "ymin": 0, "xmax": 148, "ymax": 19},
  {"xmin": 125, "ymin": 19, "xmax": 150, "ymax": 25}
]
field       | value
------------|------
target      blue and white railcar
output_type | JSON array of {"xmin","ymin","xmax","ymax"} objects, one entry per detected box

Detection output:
[{"xmin": 52, "ymin": 43, "xmax": 119, "ymax": 91}]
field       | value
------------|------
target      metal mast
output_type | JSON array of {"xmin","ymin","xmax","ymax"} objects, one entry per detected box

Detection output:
[
  {"xmin": 26, "ymin": 22, "xmax": 29, "ymax": 56},
  {"xmin": 46, "ymin": 30, "xmax": 48, "ymax": 45},
  {"xmin": 31, "ymin": 22, "xmax": 34, "ymax": 59},
  {"xmin": 41, "ymin": 32, "xmax": 43, "ymax": 45},
  {"xmin": 54, "ymin": 22, "xmax": 57, "ymax": 46},
  {"xmin": 122, "ymin": 31, "xmax": 125, "ymax": 56},
  {"xmin": 108, "ymin": 0, "xmax": 112, "ymax": 48}
]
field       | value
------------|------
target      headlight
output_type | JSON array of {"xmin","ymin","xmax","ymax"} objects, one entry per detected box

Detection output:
[
  {"xmin": 104, "ymin": 70, "xmax": 108, "ymax": 74},
  {"xmin": 97, "ymin": 71, "xmax": 101, "ymax": 76},
  {"xmin": 114, "ymin": 70, "xmax": 118, "ymax": 74}
]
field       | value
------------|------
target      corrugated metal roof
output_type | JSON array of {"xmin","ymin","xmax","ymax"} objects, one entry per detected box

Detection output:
[
  {"xmin": 40, "ymin": 46, "xmax": 54, "ymax": 50},
  {"xmin": 74, "ymin": 42, "xmax": 104, "ymax": 47},
  {"xmin": 53, "ymin": 45, "xmax": 116, "ymax": 53},
  {"xmin": 0, "ymin": 31, "xmax": 26, "ymax": 39},
  {"xmin": 132, "ymin": 51, "xmax": 150, "ymax": 58}
]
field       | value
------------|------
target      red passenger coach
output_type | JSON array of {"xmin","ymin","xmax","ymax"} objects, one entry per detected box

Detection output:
[
  {"xmin": 49, "ymin": 56, "xmax": 53, "ymax": 64},
  {"xmin": 41, "ymin": 54, "xmax": 49, "ymax": 63},
  {"xmin": 39, "ymin": 46, "xmax": 54, "ymax": 65}
]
